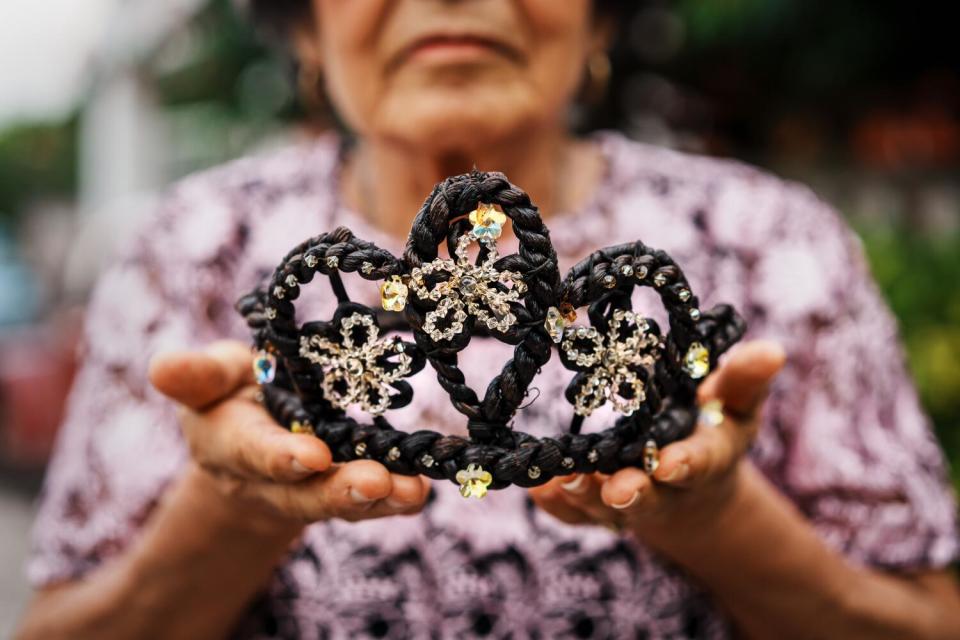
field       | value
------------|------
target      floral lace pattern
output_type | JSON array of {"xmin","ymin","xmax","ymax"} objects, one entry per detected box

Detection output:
[{"xmin": 28, "ymin": 132, "xmax": 958, "ymax": 639}]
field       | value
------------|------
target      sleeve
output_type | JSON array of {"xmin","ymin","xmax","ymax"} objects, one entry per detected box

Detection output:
[
  {"xmin": 26, "ymin": 182, "xmax": 238, "ymax": 587},
  {"xmin": 746, "ymin": 184, "xmax": 959, "ymax": 572}
]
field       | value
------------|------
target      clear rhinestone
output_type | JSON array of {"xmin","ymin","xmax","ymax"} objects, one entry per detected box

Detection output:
[
  {"xmin": 643, "ymin": 439, "xmax": 660, "ymax": 475},
  {"xmin": 683, "ymin": 342, "xmax": 710, "ymax": 379},
  {"xmin": 253, "ymin": 350, "xmax": 276, "ymax": 384},
  {"xmin": 587, "ymin": 449, "xmax": 599, "ymax": 463},
  {"xmin": 602, "ymin": 274, "xmax": 617, "ymax": 289},
  {"xmin": 635, "ymin": 265, "xmax": 648, "ymax": 280},
  {"xmin": 561, "ymin": 457, "xmax": 575, "ymax": 469},
  {"xmin": 620, "ymin": 264, "xmax": 634, "ymax": 277},
  {"xmin": 361, "ymin": 262, "xmax": 374, "ymax": 275},
  {"xmin": 354, "ymin": 442, "xmax": 368, "ymax": 457},
  {"xmin": 265, "ymin": 307, "xmax": 277, "ymax": 320},
  {"xmin": 326, "ymin": 256, "xmax": 339, "ymax": 269},
  {"xmin": 285, "ymin": 274, "xmax": 298, "ymax": 288},
  {"xmin": 527, "ymin": 466, "xmax": 542, "ymax": 480},
  {"xmin": 381, "ymin": 276, "xmax": 409, "ymax": 312},
  {"xmin": 272, "ymin": 286, "xmax": 285, "ymax": 299},
  {"xmin": 653, "ymin": 272, "xmax": 667, "ymax": 287},
  {"xmin": 678, "ymin": 288, "xmax": 691, "ymax": 302},
  {"xmin": 689, "ymin": 308, "xmax": 701, "ymax": 321},
  {"xmin": 420, "ymin": 453, "xmax": 435, "ymax": 468},
  {"xmin": 304, "ymin": 254, "xmax": 318, "ymax": 268},
  {"xmin": 387, "ymin": 447, "xmax": 401, "ymax": 462}
]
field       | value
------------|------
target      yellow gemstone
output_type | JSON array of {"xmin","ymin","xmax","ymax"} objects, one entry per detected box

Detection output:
[
  {"xmin": 468, "ymin": 203, "xmax": 507, "ymax": 240},
  {"xmin": 683, "ymin": 342, "xmax": 710, "ymax": 379},
  {"xmin": 456, "ymin": 463, "xmax": 494, "ymax": 499},
  {"xmin": 290, "ymin": 420, "xmax": 315, "ymax": 435},
  {"xmin": 380, "ymin": 276, "xmax": 408, "ymax": 312}
]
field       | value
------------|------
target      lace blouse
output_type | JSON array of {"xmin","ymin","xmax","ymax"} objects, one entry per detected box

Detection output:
[{"xmin": 28, "ymin": 131, "xmax": 959, "ymax": 639}]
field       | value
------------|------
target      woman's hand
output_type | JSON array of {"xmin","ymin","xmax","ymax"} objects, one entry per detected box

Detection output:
[
  {"xmin": 529, "ymin": 340, "xmax": 785, "ymax": 543},
  {"xmin": 149, "ymin": 340, "xmax": 432, "ymax": 535}
]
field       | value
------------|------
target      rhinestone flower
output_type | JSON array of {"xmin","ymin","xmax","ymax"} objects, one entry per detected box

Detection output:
[
  {"xmin": 456, "ymin": 463, "xmax": 493, "ymax": 499},
  {"xmin": 468, "ymin": 202, "xmax": 507, "ymax": 240},
  {"xmin": 380, "ymin": 276, "xmax": 408, "ymax": 312},
  {"xmin": 561, "ymin": 309, "xmax": 661, "ymax": 417},
  {"xmin": 409, "ymin": 233, "xmax": 526, "ymax": 341},
  {"xmin": 298, "ymin": 312, "xmax": 413, "ymax": 415},
  {"xmin": 682, "ymin": 342, "xmax": 710, "ymax": 379}
]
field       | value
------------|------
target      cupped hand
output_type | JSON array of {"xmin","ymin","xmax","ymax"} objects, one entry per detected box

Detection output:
[
  {"xmin": 149, "ymin": 341, "xmax": 431, "ymax": 532},
  {"xmin": 529, "ymin": 340, "xmax": 785, "ymax": 540}
]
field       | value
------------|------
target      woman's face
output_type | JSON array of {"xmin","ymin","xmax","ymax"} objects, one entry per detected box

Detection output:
[{"xmin": 304, "ymin": 0, "xmax": 605, "ymax": 151}]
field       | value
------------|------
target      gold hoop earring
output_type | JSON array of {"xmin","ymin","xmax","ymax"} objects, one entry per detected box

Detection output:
[{"xmin": 583, "ymin": 51, "xmax": 611, "ymax": 105}]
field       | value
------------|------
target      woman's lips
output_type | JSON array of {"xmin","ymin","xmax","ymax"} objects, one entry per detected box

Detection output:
[{"xmin": 400, "ymin": 35, "xmax": 517, "ymax": 66}]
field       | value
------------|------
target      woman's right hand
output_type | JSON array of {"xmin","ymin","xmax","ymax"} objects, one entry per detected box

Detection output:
[{"xmin": 148, "ymin": 340, "xmax": 431, "ymax": 535}]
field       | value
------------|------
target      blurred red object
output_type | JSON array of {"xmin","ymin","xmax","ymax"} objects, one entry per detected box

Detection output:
[{"xmin": 0, "ymin": 308, "xmax": 82, "ymax": 467}]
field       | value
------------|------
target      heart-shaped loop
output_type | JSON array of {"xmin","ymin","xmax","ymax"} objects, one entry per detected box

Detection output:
[{"xmin": 236, "ymin": 172, "xmax": 746, "ymax": 495}]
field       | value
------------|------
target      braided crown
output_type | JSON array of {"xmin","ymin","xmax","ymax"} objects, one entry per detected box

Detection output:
[{"xmin": 236, "ymin": 171, "xmax": 745, "ymax": 496}]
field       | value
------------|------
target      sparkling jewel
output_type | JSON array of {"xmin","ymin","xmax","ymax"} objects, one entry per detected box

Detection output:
[
  {"xmin": 643, "ymin": 439, "xmax": 660, "ymax": 475},
  {"xmin": 380, "ymin": 276, "xmax": 409, "ymax": 312},
  {"xmin": 602, "ymin": 274, "xmax": 617, "ymax": 289},
  {"xmin": 527, "ymin": 465, "xmax": 542, "ymax": 480},
  {"xmin": 544, "ymin": 306, "xmax": 567, "ymax": 343},
  {"xmin": 326, "ymin": 256, "xmax": 339, "ymax": 269},
  {"xmin": 361, "ymin": 261, "xmax": 375, "ymax": 275},
  {"xmin": 559, "ymin": 303, "xmax": 577, "ymax": 323},
  {"xmin": 699, "ymin": 399, "xmax": 725, "ymax": 427},
  {"xmin": 653, "ymin": 272, "xmax": 667, "ymax": 287},
  {"xmin": 678, "ymin": 288, "xmax": 691, "ymax": 302},
  {"xmin": 354, "ymin": 442, "xmax": 368, "ymax": 457},
  {"xmin": 689, "ymin": 308, "xmax": 701, "ymax": 321},
  {"xmin": 468, "ymin": 202, "xmax": 507, "ymax": 239},
  {"xmin": 272, "ymin": 285, "xmax": 285, "ymax": 299},
  {"xmin": 420, "ymin": 453, "xmax": 435, "ymax": 468},
  {"xmin": 290, "ymin": 420, "xmax": 314, "ymax": 435},
  {"xmin": 620, "ymin": 264, "xmax": 634, "ymax": 276},
  {"xmin": 561, "ymin": 457, "xmax": 575, "ymax": 469},
  {"xmin": 683, "ymin": 342, "xmax": 711, "ymax": 379},
  {"xmin": 265, "ymin": 307, "xmax": 277, "ymax": 320},
  {"xmin": 387, "ymin": 446, "xmax": 402, "ymax": 461},
  {"xmin": 587, "ymin": 449, "xmax": 599, "ymax": 463},
  {"xmin": 253, "ymin": 350, "xmax": 276, "ymax": 384},
  {"xmin": 285, "ymin": 274, "xmax": 298, "ymax": 288},
  {"xmin": 635, "ymin": 265, "xmax": 649, "ymax": 280},
  {"xmin": 304, "ymin": 254, "xmax": 318, "ymax": 268},
  {"xmin": 456, "ymin": 463, "xmax": 493, "ymax": 499}
]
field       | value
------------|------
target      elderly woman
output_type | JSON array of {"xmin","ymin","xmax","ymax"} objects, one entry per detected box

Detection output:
[{"xmin": 15, "ymin": 1, "xmax": 960, "ymax": 638}]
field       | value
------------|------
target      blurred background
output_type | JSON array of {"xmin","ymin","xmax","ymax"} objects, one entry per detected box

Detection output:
[{"xmin": 1, "ymin": 0, "xmax": 958, "ymax": 630}]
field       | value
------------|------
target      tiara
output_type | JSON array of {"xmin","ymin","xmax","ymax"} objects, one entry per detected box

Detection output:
[{"xmin": 236, "ymin": 171, "xmax": 745, "ymax": 498}]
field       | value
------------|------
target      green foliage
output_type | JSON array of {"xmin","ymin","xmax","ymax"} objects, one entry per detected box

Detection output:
[
  {"xmin": 859, "ymin": 227, "xmax": 960, "ymax": 488},
  {"xmin": 0, "ymin": 119, "xmax": 77, "ymax": 221}
]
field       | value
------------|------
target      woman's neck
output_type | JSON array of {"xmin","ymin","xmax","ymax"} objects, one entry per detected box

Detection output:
[{"xmin": 341, "ymin": 128, "xmax": 603, "ymax": 239}]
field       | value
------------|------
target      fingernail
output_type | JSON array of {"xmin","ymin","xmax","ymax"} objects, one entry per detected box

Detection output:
[
  {"xmin": 611, "ymin": 491, "xmax": 641, "ymax": 510},
  {"xmin": 385, "ymin": 498, "xmax": 409, "ymax": 509},
  {"xmin": 561, "ymin": 474, "xmax": 587, "ymax": 494},
  {"xmin": 662, "ymin": 463, "xmax": 689, "ymax": 483},
  {"xmin": 291, "ymin": 459, "xmax": 313, "ymax": 475},
  {"xmin": 349, "ymin": 488, "xmax": 375, "ymax": 504}
]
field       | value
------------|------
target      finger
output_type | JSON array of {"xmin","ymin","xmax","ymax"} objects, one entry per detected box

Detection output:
[
  {"xmin": 383, "ymin": 474, "xmax": 432, "ymax": 512},
  {"xmin": 653, "ymin": 418, "xmax": 749, "ymax": 488},
  {"xmin": 149, "ymin": 340, "xmax": 255, "ymax": 411},
  {"xmin": 600, "ymin": 467, "xmax": 660, "ymax": 513},
  {"xmin": 529, "ymin": 479, "xmax": 596, "ymax": 526},
  {"xmin": 555, "ymin": 474, "xmax": 620, "ymax": 524},
  {"xmin": 698, "ymin": 340, "xmax": 785, "ymax": 420},
  {"xmin": 181, "ymin": 396, "xmax": 332, "ymax": 481}
]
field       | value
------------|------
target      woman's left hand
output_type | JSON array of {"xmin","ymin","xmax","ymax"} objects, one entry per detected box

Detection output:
[{"xmin": 529, "ymin": 340, "xmax": 786, "ymax": 542}]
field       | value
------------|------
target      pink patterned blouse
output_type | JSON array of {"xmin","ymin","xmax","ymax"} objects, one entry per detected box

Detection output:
[{"xmin": 29, "ymin": 132, "xmax": 958, "ymax": 639}]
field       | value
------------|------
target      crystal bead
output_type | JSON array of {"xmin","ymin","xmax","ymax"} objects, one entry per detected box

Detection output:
[
  {"xmin": 653, "ymin": 272, "xmax": 667, "ymax": 287},
  {"xmin": 272, "ymin": 286, "xmax": 285, "ymax": 299},
  {"xmin": 468, "ymin": 203, "xmax": 507, "ymax": 240},
  {"xmin": 527, "ymin": 465, "xmax": 542, "ymax": 480},
  {"xmin": 265, "ymin": 307, "xmax": 277, "ymax": 320},
  {"xmin": 354, "ymin": 442, "xmax": 368, "ymax": 457},
  {"xmin": 253, "ymin": 350, "xmax": 277, "ymax": 384},
  {"xmin": 561, "ymin": 457, "xmax": 575, "ymax": 469},
  {"xmin": 620, "ymin": 264, "xmax": 634, "ymax": 276},
  {"xmin": 559, "ymin": 303, "xmax": 577, "ymax": 323},
  {"xmin": 602, "ymin": 274, "xmax": 617, "ymax": 289},
  {"xmin": 345, "ymin": 357, "xmax": 364, "ymax": 377},
  {"xmin": 643, "ymin": 439, "xmax": 660, "ymax": 475},
  {"xmin": 635, "ymin": 265, "xmax": 648, "ymax": 280},
  {"xmin": 361, "ymin": 261, "xmax": 375, "ymax": 275},
  {"xmin": 420, "ymin": 453, "xmax": 435, "ymax": 468},
  {"xmin": 326, "ymin": 256, "xmax": 339, "ymax": 269},
  {"xmin": 290, "ymin": 420, "xmax": 314, "ymax": 435},
  {"xmin": 285, "ymin": 274, "xmax": 298, "ymax": 288},
  {"xmin": 386, "ymin": 446, "xmax": 401, "ymax": 462},
  {"xmin": 678, "ymin": 288, "xmax": 691, "ymax": 302},
  {"xmin": 587, "ymin": 449, "xmax": 599, "ymax": 463},
  {"xmin": 689, "ymin": 308, "xmax": 701, "ymax": 321},
  {"xmin": 304, "ymin": 254, "xmax": 318, "ymax": 268},
  {"xmin": 683, "ymin": 342, "xmax": 710, "ymax": 379},
  {"xmin": 380, "ymin": 276, "xmax": 408, "ymax": 312},
  {"xmin": 456, "ymin": 463, "xmax": 494, "ymax": 499}
]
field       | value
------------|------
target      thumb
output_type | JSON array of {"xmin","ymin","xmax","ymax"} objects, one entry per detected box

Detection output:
[
  {"xmin": 698, "ymin": 339, "xmax": 786, "ymax": 420},
  {"xmin": 149, "ymin": 340, "xmax": 256, "ymax": 411}
]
